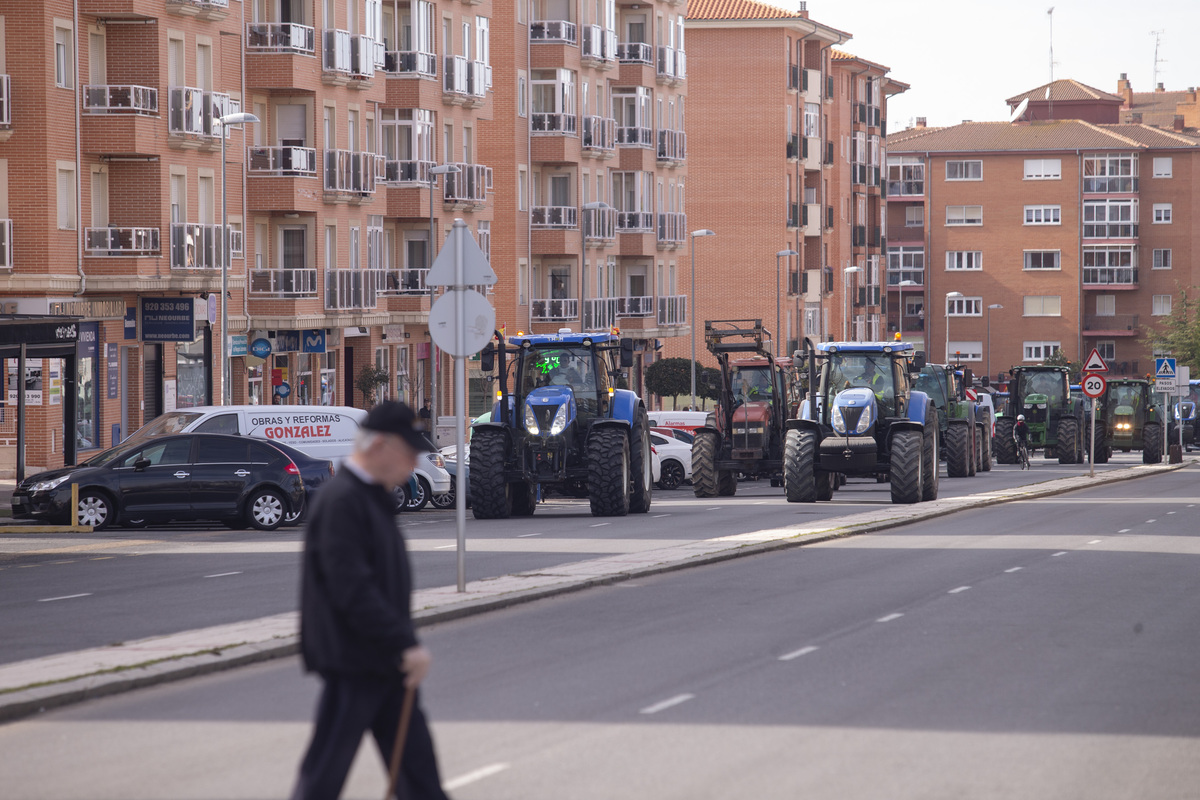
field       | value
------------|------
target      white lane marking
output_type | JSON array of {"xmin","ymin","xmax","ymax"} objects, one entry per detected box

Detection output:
[
  {"xmin": 517, "ymin": 533, "xmax": 541, "ymax": 538},
  {"xmin": 640, "ymin": 693, "xmax": 695, "ymax": 715},
  {"xmin": 652, "ymin": 514, "xmax": 671, "ymax": 519},
  {"xmin": 435, "ymin": 544, "xmax": 456, "ymax": 550},
  {"xmin": 707, "ymin": 507, "xmax": 722, "ymax": 511},
  {"xmin": 754, "ymin": 501, "xmax": 768, "ymax": 505},
  {"xmin": 38, "ymin": 593, "xmax": 92, "ymax": 603},
  {"xmin": 779, "ymin": 645, "xmax": 819, "ymax": 662},
  {"xmin": 1118, "ymin": 529, "xmax": 1131, "ymax": 533},
  {"xmin": 1189, "ymin": 504, "xmax": 1196, "ymax": 508},
  {"xmin": 948, "ymin": 586, "xmax": 971, "ymax": 594},
  {"xmin": 203, "ymin": 571, "xmax": 243, "ymax": 579},
  {"xmin": 1167, "ymin": 511, "xmax": 1176, "ymax": 515},
  {"xmin": 443, "ymin": 763, "xmax": 510, "ymax": 791},
  {"xmin": 876, "ymin": 613, "xmax": 904, "ymax": 623},
  {"xmin": 1005, "ymin": 567, "xmax": 1024, "ymax": 573},
  {"xmin": 590, "ymin": 523, "xmax": 611, "ymax": 528},
  {"xmin": 1146, "ymin": 519, "xmax": 1156, "ymax": 524},
  {"xmin": 1052, "ymin": 551, "xmax": 1067, "ymax": 557},
  {"xmin": 1087, "ymin": 539, "xmax": 1102, "ymax": 545}
]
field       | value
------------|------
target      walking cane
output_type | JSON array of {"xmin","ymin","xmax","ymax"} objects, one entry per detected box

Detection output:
[{"xmin": 384, "ymin": 686, "xmax": 417, "ymax": 800}]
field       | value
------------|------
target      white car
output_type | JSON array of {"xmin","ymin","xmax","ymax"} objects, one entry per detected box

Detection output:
[
  {"xmin": 397, "ymin": 451, "xmax": 452, "ymax": 512},
  {"xmin": 650, "ymin": 431, "xmax": 693, "ymax": 490}
]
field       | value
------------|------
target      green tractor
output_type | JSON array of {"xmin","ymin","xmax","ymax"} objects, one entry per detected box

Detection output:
[
  {"xmin": 1092, "ymin": 378, "xmax": 1163, "ymax": 464},
  {"xmin": 993, "ymin": 365, "xmax": 1086, "ymax": 464},
  {"xmin": 913, "ymin": 363, "xmax": 991, "ymax": 476}
]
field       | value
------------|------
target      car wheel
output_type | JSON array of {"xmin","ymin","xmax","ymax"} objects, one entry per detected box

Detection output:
[
  {"xmin": 246, "ymin": 489, "xmax": 286, "ymax": 531},
  {"xmin": 405, "ymin": 477, "xmax": 431, "ymax": 512},
  {"xmin": 282, "ymin": 505, "xmax": 306, "ymax": 527},
  {"xmin": 393, "ymin": 483, "xmax": 410, "ymax": 513},
  {"xmin": 120, "ymin": 518, "xmax": 147, "ymax": 529},
  {"xmin": 76, "ymin": 491, "xmax": 113, "ymax": 530},
  {"xmin": 658, "ymin": 459, "xmax": 685, "ymax": 491},
  {"xmin": 431, "ymin": 478, "xmax": 456, "ymax": 510}
]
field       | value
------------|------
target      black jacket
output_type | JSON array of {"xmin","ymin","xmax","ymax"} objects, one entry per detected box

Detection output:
[{"xmin": 300, "ymin": 468, "xmax": 419, "ymax": 676}]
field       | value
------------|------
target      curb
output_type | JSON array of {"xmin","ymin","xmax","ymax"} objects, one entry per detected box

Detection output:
[{"xmin": 0, "ymin": 459, "xmax": 1190, "ymax": 724}]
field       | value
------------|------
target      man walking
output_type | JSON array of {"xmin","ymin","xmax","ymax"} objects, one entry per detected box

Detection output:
[{"xmin": 292, "ymin": 401, "xmax": 451, "ymax": 800}]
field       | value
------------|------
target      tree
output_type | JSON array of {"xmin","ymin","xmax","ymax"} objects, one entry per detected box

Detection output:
[
  {"xmin": 644, "ymin": 357, "xmax": 692, "ymax": 408},
  {"xmin": 698, "ymin": 366, "xmax": 722, "ymax": 402},
  {"xmin": 1042, "ymin": 348, "xmax": 1083, "ymax": 383},
  {"xmin": 1147, "ymin": 287, "xmax": 1200, "ymax": 369},
  {"xmin": 354, "ymin": 364, "xmax": 390, "ymax": 408}
]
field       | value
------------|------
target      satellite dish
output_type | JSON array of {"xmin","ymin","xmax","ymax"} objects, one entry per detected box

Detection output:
[{"xmin": 1009, "ymin": 97, "xmax": 1030, "ymax": 123}]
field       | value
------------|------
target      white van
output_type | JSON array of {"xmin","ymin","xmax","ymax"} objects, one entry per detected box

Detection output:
[{"xmin": 647, "ymin": 410, "xmax": 710, "ymax": 433}]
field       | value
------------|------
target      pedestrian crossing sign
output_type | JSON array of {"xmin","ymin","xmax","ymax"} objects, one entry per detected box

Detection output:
[{"xmin": 1156, "ymin": 357, "xmax": 1177, "ymax": 379}]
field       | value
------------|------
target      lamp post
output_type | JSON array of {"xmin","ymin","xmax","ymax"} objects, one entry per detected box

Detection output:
[
  {"xmin": 945, "ymin": 291, "xmax": 964, "ymax": 362},
  {"xmin": 843, "ymin": 265, "xmax": 863, "ymax": 341},
  {"xmin": 897, "ymin": 279, "xmax": 918, "ymax": 340},
  {"xmin": 689, "ymin": 229, "xmax": 716, "ymax": 410},
  {"xmin": 581, "ymin": 201, "xmax": 610, "ymax": 330},
  {"xmin": 217, "ymin": 111, "xmax": 260, "ymax": 407},
  {"xmin": 776, "ymin": 249, "xmax": 798, "ymax": 357},
  {"xmin": 987, "ymin": 303, "xmax": 1004, "ymax": 380},
  {"xmin": 427, "ymin": 163, "xmax": 459, "ymax": 431}
]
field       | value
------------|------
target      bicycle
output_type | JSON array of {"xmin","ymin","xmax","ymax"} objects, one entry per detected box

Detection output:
[{"xmin": 1015, "ymin": 439, "xmax": 1030, "ymax": 470}]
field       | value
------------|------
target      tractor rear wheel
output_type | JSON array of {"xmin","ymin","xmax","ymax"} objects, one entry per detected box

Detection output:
[
  {"xmin": 511, "ymin": 481, "xmax": 537, "ymax": 516},
  {"xmin": 470, "ymin": 429, "xmax": 513, "ymax": 520},
  {"xmin": 629, "ymin": 409, "xmax": 653, "ymax": 513},
  {"xmin": 1094, "ymin": 437, "xmax": 1110, "ymax": 463},
  {"xmin": 921, "ymin": 419, "xmax": 940, "ymax": 501},
  {"xmin": 890, "ymin": 429, "xmax": 923, "ymax": 504},
  {"xmin": 1143, "ymin": 423, "xmax": 1163, "ymax": 464},
  {"xmin": 972, "ymin": 427, "xmax": 982, "ymax": 475},
  {"xmin": 691, "ymin": 430, "xmax": 720, "ymax": 498},
  {"xmin": 946, "ymin": 423, "xmax": 971, "ymax": 478},
  {"xmin": 784, "ymin": 429, "xmax": 818, "ymax": 503},
  {"xmin": 979, "ymin": 425, "xmax": 993, "ymax": 471},
  {"xmin": 588, "ymin": 427, "xmax": 631, "ymax": 517},
  {"xmin": 816, "ymin": 472, "xmax": 834, "ymax": 501},
  {"xmin": 717, "ymin": 468, "xmax": 738, "ymax": 496},
  {"xmin": 994, "ymin": 418, "xmax": 1017, "ymax": 464},
  {"xmin": 1057, "ymin": 417, "xmax": 1081, "ymax": 464}
]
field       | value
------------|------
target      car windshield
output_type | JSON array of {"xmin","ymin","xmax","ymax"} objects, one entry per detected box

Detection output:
[
  {"xmin": 1109, "ymin": 384, "xmax": 1143, "ymax": 410},
  {"xmin": 81, "ymin": 441, "xmax": 146, "ymax": 467},
  {"xmin": 124, "ymin": 411, "xmax": 205, "ymax": 444},
  {"xmin": 823, "ymin": 354, "xmax": 896, "ymax": 416},
  {"xmin": 731, "ymin": 366, "xmax": 773, "ymax": 400},
  {"xmin": 521, "ymin": 348, "xmax": 597, "ymax": 394},
  {"xmin": 1021, "ymin": 371, "xmax": 1065, "ymax": 405},
  {"xmin": 912, "ymin": 368, "xmax": 948, "ymax": 407}
]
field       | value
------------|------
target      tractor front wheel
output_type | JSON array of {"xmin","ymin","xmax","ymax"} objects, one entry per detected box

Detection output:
[
  {"xmin": 979, "ymin": 425, "xmax": 993, "ymax": 471},
  {"xmin": 784, "ymin": 429, "xmax": 819, "ymax": 503},
  {"xmin": 470, "ymin": 429, "xmax": 513, "ymax": 520},
  {"xmin": 890, "ymin": 430, "xmax": 923, "ymax": 504},
  {"xmin": 994, "ymin": 418, "xmax": 1017, "ymax": 464},
  {"xmin": 1143, "ymin": 423, "xmax": 1163, "ymax": 464},
  {"xmin": 1057, "ymin": 417, "xmax": 1081, "ymax": 464},
  {"xmin": 946, "ymin": 422, "xmax": 971, "ymax": 478},
  {"xmin": 629, "ymin": 409, "xmax": 653, "ymax": 513},
  {"xmin": 692, "ymin": 430, "xmax": 721, "ymax": 498},
  {"xmin": 588, "ymin": 427, "xmax": 631, "ymax": 517},
  {"xmin": 921, "ymin": 418, "xmax": 940, "ymax": 501}
]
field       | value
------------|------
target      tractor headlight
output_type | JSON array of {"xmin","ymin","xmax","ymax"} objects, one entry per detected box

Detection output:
[
  {"xmin": 32, "ymin": 474, "xmax": 71, "ymax": 493},
  {"xmin": 549, "ymin": 404, "xmax": 569, "ymax": 435},
  {"xmin": 524, "ymin": 403, "xmax": 540, "ymax": 435},
  {"xmin": 831, "ymin": 404, "xmax": 847, "ymax": 434},
  {"xmin": 853, "ymin": 403, "xmax": 874, "ymax": 434}
]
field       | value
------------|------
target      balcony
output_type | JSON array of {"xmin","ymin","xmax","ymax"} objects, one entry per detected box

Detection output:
[
  {"xmin": 617, "ymin": 42, "xmax": 652, "ymax": 64},
  {"xmin": 350, "ymin": 35, "xmax": 382, "ymax": 81},
  {"xmin": 323, "ymin": 149, "xmax": 378, "ymax": 199},
  {"xmin": 657, "ymin": 294, "xmax": 687, "ymax": 327},
  {"xmin": 531, "ymin": 206, "xmax": 578, "ymax": 229},
  {"xmin": 1083, "ymin": 176, "xmax": 1138, "ymax": 194},
  {"xmin": 532, "ymin": 112, "xmax": 577, "ymax": 136},
  {"xmin": 442, "ymin": 163, "xmax": 491, "ymax": 206},
  {"xmin": 581, "ymin": 25, "xmax": 617, "ymax": 65},
  {"xmin": 532, "ymin": 298, "xmax": 579, "ymax": 322},
  {"xmin": 1083, "ymin": 267, "xmax": 1138, "ymax": 288},
  {"xmin": 443, "ymin": 56, "xmax": 485, "ymax": 103},
  {"xmin": 323, "ymin": 29, "xmax": 351, "ymax": 78},
  {"xmin": 384, "ymin": 50, "xmax": 436, "ymax": 77},
  {"xmin": 166, "ymin": 0, "xmax": 228, "ymax": 19},
  {"xmin": 83, "ymin": 85, "xmax": 158, "ymax": 115},
  {"xmin": 1083, "ymin": 314, "xmax": 1140, "ymax": 335},
  {"xmin": 248, "ymin": 146, "xmax": 318, "ymax": 176},
  {"xmin": 0, "ymin": 75, "xmax": 10, "ymax": 133},
  {"xmin": 582, "ymin": 116, "xmax": 616, "ymax": 154},
  {"xmin": 170, "ymin": 223, "xmax": 224, "ymax": 270},
  {"xmin": 618, "ymin": 296, "xmax": 654, "ymax": 318},
  {"xmin": 617, "ymin": 126, "xmax": 653, "ymax": 148},
  {"xmin": 325, "ymin": 268, "xmax": 386, "ymax": 310},
  {"xmin": 657, "ymin": 212, "xmax": 685, "ymax": 246},
  {"xmin": 0, "ymin": 219, "xmax": 10, "ymax": 269},
  {"xmin": 381, "ymin": 268, "xmax": 429, "ymax": 295},
  {"xmin": 1083, "ymin": 223, "xmax": 1139, "ymax": 240},
  {"xmin": 657, "ymin": 129, "xmax": 686, "ymax": 163},
  {"xmin": 584, "ymin": 297, "xmax": 618, "ymax": 330},
  {"xmin": 168, "ymin": 88, "xmax": 236, "ymax": 147},
  {"xmin": 246, "ymin": 22, "xmax": 315, "ymax": 54},
  {"xmin": 530, "ymin": 20, "xmax": 577, "ymax": 44},
  {"xmin": 249, "ymin": 267, "xmax": 317, "ymax": 297},
  {"xmin": 380, "ymin": 159, "xmax": 432, "ymax": 185},
  {"xmin": 85, "ymin": 227, "xmax": 161, "ymax": 256},
  {"xmin": 616, "ymin": 211, "xmax": 654, "ymax": 233},
  {"xmin": 583, "ymin": 205, "xmax": 616, "ymax": 241},
  {"xmin": 656, "ymin": 46, "xmax": 685, "ymax": 83}
]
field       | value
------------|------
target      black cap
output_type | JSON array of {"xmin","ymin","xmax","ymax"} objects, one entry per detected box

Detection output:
[{"xmin": 362, "ymin": 401, "xmax": 433, "ymax": 452}]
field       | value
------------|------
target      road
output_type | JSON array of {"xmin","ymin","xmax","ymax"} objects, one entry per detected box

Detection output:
[
  {"xmin": 0, "ymin": 455, "xmax": 1146, "ymax": 665},
  {"xmin": 1, "ymin": 463, "xmax": 1198, "ymax": 799}
]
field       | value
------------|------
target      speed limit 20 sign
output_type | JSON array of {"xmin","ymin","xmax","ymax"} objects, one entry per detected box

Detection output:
[{"xmin": 1082, "ymin": 373, "xmax": 1107, "ymax": 398}]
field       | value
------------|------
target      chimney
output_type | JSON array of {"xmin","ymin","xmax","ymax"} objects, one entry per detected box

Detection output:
[
  {"xmin": 1175, "ymin": 115, "xmax": 1185, "ymax": 132},
  {"xmin": 915, "ymin": 117, "xmax": 927, "ymax": 128},
  {"xmin": 1117, "ymin": 73, "xmax": 1134, "ymax": 107},
  {"xmin": 1157, "ymin": 82, "xmax": 1166, "ymax": 92}
]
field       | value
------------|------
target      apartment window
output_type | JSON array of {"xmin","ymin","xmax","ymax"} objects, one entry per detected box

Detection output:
[
  {"xmin": 55, "ymin": 26, "xmax": 74, "ymax": 89},
  {"xmin": 1024, "ymin": 205, "xmax": 1061, "ymax": 225},
  {"xmin": 1095, "ymin": 295, "xmax": 1116, "ymax": 316},
  {"xmin": 1153, "ymin": 203, "xmax": 1172, "ymax": 224},
  {"xmin": 1153, "ymin": 157, "xmax": 1172, "ymax": 178},
  {"xmin": 1097, "ymin": 341, "xmax": 1116, "ymax": 361},
  {"xmin": 1023, "ymin": 251, "xmax": 1060, "ymax": 270},
  {"xmin": 518, "ymin": 167, "xmax": 527, "ymax": 210},
  {"xmin": 1023, "ymin": 295, "xmax": 1061, "ymax": 316},
  {"xmin": 1152, "ymin": 294, "xmax": 1172, "ymax": 316},
  {"xmin": 57, "ymin": 165, "xmax": 76, "ymax": 230},
  {"xmin": 947, "ymin": 341, "xmax": 983, "ymax": 362},
  {"xmin": 1082, "ymin": 199, "xmax": 1137, "ymax": 238},
  {"xmin": 324, "ymin": 225, "xmax": 336, "ymax": 268},
  {"xmin": 886, "ymin": 246, "xmax": 924, "ymax": 284},
  {"xmin": 1023, "ymin": 341, "xmax": 1061, "ymax": 361},
  {"xmin": 349, "ymin": 226, "xmax": 360, "ymax": 271},
  {"xmin": 1153, "ymin": 248, "xmax": 1171, "ymax": 269},
  {"xmin": 517, "ymin": 73, "xmax": 527, "ymax": 117},
  {"xmin": 945, "ymin": 205, "xmax": 982, "ymax": 226},
  {"xmin": 804, "ymin": 103, "xmax": 819, "ymax": 137},
  {"xmin": 945, "ymin": 160, "xmax": 982, "ymax": 181},
  {"xmin": 946, "ymin": 251, "xmax": 982, "ymax": 271},
  {"xmin": 1024, "ymin": 158, "xmax": 1061, "ymax": 180},
  {"xmin": 905, "ymin": 206, "xmax": 923, "ymax": 227},
  {"xmin": 887, "ymin": 156, "xmax": 924, "ymax": 196},
  {"xmin": 1083, "ymin": 153, "xmax": 1137, "ymax": 193},
  {"xmin": 947, "ymin": 296, "xmax": 982, "ymax": 316}
]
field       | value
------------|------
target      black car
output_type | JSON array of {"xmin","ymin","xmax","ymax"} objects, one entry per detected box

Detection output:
[
  {"xmin": 262, "ymin": 439, "xmax": 335, "ymax": 526},
  {"xmin": 12, "ymin": 433, "xmax": 307, "ymax": 531}
]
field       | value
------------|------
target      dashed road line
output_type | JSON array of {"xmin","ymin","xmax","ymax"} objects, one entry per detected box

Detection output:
[
  {"xmin": 877, "ymin": 613, "xmax": 904, "ymax": 623},
  {"xmin": 1167, "ymin": 511, "xmax": 1176, "ymax": 515},
  {"xmin": 434, "ymin": 544, "xmax": 456, "ymax": 550},
  {"xmin": 203, "ymin": 571, "xmax": 243, "ymax": 578},
  {"xmin": 1146, "ymin": 519, "xmax": 1156, "ymax": 524},
  {"xmin": 517, "ymin": 533, "xmax": 541, "ymax": 538},
  {"xmin": 38, "ymin": 593, "xmax": 92, "ymax": 603},
  {"xmin": 640, "ymin": 693, "xmax": 695, "ymax": 715},
  {"xmin": 948, "ymin": 586, "xmax": 971, "ymax": 594},
  {"xmin": 1118, "ymin": 529, "xmax": 1131, "ymax": 533},
  {"xmin": 779, "ymin": 645, "xmax": 819, "ymax": 662},
  {"xmin": 652, "ymin": 514, "xmax": 671, "ymax": 519},
  {"xmin": 707, "ymin": 507, "xmax": 723, "ymax": 511},
  {"xmin": 443, "ymin": 763, "xmax": 510, "ymax": 791},
  {"xmin": 1052, "ymin": 551, "xmax": 1068, "ymax": 557},
  {"xmin": 590, "ymin": 523, "xmax": 611, "ymax": 528},
  {"xmin": 1087, "ymin": 539, "xmax": 1102, "ymax": 544},
  {"xmin": 1005, "ymin": 567, "xmax": 1023, "ymax": 573}
]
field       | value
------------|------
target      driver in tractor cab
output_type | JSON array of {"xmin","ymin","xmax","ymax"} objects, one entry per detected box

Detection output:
[
  {"xmin": 733, "ymin": 367, "xmax": 773, "ymax": 401},
  {"xmin": 1013, "ymin": 414, "xmax": 1030, "ymax": 447}
]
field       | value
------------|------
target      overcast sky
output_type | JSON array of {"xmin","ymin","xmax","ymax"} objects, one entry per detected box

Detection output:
[{"xmin": 778, "ymin": 0, "xmax": 1200, "ymax": 129}]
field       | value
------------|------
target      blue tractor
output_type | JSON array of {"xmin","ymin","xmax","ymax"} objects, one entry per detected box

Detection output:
[
  {"xmin": 783, "ymin": 340, "xmax": 938, "ymax": 504},
  {"xmin": 471, "ymin": 329, "xmax": 653, "ymax": 518}
]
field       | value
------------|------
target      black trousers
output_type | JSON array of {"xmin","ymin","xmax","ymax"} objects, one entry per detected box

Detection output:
[{"xmin": 291, "ymin": 672, "xmax": 450, "ymax": 800}]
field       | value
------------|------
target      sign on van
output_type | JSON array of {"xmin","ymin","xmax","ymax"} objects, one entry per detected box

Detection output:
[{"xmin": 246, "ymin": 411, "xmax": 357, "ymax": 444}]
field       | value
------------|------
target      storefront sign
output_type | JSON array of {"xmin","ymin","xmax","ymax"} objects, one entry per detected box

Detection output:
[
  {"xmin": 164, "ymin": 378, "xmax": 177, "ymax": 412},
  {"xmin": 0, "ymin": 320, "xmax": 78, "ymax": 348},
  {"xmin": 124, "ymin": 307, "xmax": 137, "ymax": 340},
  {"xmin": 301, "ymin": 329, "xmax": 326, "ymax": 354},
  {"xmin": 106, "ymin": 344, "xmax": 120, "ymax": 400},
  {"xmin": 416, "ymin": 343, "xmax": 431, "ymax": 359},
  {"xmin": 6, "ymin": 360, "xmax": 43, "ymax": 406},
  {"xmin": 229, "ymin": 334, "xmax": 248, "ymax": 358},
  {"xmin": 250, "ymin": 338, "xmax": 272, "ymax": 359},
  {"xmin": 271, "ymin": 368, "xmax": 284, "ymax": 386},
  {"xmin": 47, "ymin": 360, "xmax": 62, "ymax": 406},
  {"xmin": 207, "ymin": 294, "xmax": 218, "ymax": 325},
  {"xmin": 140, "ymin": 298, "xmax": 195, "ymax": 342},
  {"xmin": 276, "ymin": 382, "xmax": 292, "ymax": 398},
  {"xmin": 275, "ymin": 330, "xmax": 301, "ymax": 353},
  {"xmin": 78, "ymin": 321, "xmax": 99, "ymax": 359}
]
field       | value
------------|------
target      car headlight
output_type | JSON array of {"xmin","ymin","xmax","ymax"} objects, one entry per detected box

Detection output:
[
  {"xmin": 524, "ymin": 403, "xmax": 539, "ymax": 436},
  {"xmin": 33, "ymin": 474, "xmax": 71, "ymax": 493},
  {"xmin": 831, "ymin": 404, "xmax": 847, "ymax": 434},
  {"xmin": 549, "ymin": 403, "xmax": 569, "ymax": 435},
  {"xmin": 429, "ymin": 453, "xmax": 445, "ymax": 468},
  {"xmin": 853, "ymin": 403, "xmax": 874, "ymax": 434}
]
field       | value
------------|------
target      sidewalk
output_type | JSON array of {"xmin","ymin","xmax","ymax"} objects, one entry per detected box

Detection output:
[{"xmin": 0, "ymin": 459, "xmax": 1191, "ymax": 723}]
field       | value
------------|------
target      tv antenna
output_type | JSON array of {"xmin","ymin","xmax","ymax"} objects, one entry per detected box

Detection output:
[
  {"xmin": 1047, "ymin": 7, "xmax": 1056, "ymax": 118},
  {"xmin": 1151, "ymin": 30, "xmax": 1167, "ymax": 88}
]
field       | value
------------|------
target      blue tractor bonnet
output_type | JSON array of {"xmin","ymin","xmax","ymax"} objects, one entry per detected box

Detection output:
[
  {"xmin": 830, "ymin": 387, "xmax": 877, "ymax": 435},
  {"xmin": 815, "ymin": 341, "xmax": 916, "ymax": 356}
]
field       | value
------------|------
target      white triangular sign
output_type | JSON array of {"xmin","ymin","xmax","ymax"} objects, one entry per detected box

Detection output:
[
  {"xmin": 1082, "ymin": 348, "xmax": 1109, "ymax": 373},
  {"xmin": 427, "ymin": 219, "xmax": 498, "ymax": 288}
]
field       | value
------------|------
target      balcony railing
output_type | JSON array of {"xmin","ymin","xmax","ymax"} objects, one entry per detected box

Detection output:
[
  {"xmin": 83, "ymin": 85, "xmax": 158, "ymax": 115},
  {"xmin": 657, "ymin": 129, "xmax": 686, "ymax": 162},
  {"xmin": 323, "ymin": 149, "xmax": 378, "ymax": 196},
  {"xmin": 384, "ymin": 50, "xmax": 436, "ymax": 77},
  {"xmin": 657, "ymin": 294, "xmax": 687, "ymax": 327},
  {"xmin": 443, "ymin": 163, "xmax": 491, "ymax": 205},
  {"xmin": 583, "ymin": 115, "xmax": 616, "ymax": 152},
  {"xmin": 531, "ymin": 206, "xmax": 578, "ymax": 229},
  {"xmin": 170, "ymin": 222, "xmax": 224, "ymax": 270},
  {"xmin": 248, "ymin": 146, "xmax": 318, "ymax": 176},
  {"xmin": 617, "ymin": 126, "xmax": 653, "ymax": 148},
  {"xmin": 583, "ymin": 206, "xmax": 616, "ymax": 240},
  {"xmin": 325, "ymin": 268, "xmax": 386, "ymax": 310},
  {"xmin": 530, "ymin": 20, "xmax": 577, "ymax": 44},
  {"xmin": 532, "ymin": 298, "xmax": 579, "ymax": 322},
  {"xmin": 85, "ymin": 227, "xmax": 161, "ymax": 255},
  {"xmin": 1083, "ymin": 267, "xmax": 1138, "ymax": 287},
  {"xmin": 1083, "ymin": 314, "xmax": 1139, "ymax": 333},
  {"xmin": 0, "ymin": 219, "xmax": 11, "ymax": 269},
  {"xmin": 246, "ymin": 22, "xmax": 315, "ymax": 54},
  {"xmin": 617, "ymin": 42, "xmax": 653, "ymax": 64},
  {"xmin": 249, "ymin": 267, "xmax": 318, "ymax": 297},
  {"xmin": 532, "ymin": 112, "xmax": 577, "ymax": 135},
  {"xmin": 584, "ymin": 297, "xmax": 618, "ymax": 331},
  {"xmin": 350, "ymin": 35, "xmax": 381, "ymax": 78},
  {"xmin": 617, "ymin": 211, "xmax": 654, "ymax": 232},
  {"xmin": 1083, "ymin": 223, "xmax": 1139, "ymax": 239},
  {"xmin": 0, "ymin": 75, "xmax": 9, "ymax": 127},
  {"xmin": 582, "ymin": 25, "xmax": 617, "ymax": 62},
  {"xmin": 168, "ymin": 88, "xmax": 236, "ymax": 139},
  {"xmin": 656, "ymin": 46, "xmax": 685, "ymax": 80},
  {"xmin": 382, "ymin": 268, "xmax": 429, "ymax": 295},
  {"xmin": 618, "ymin": 295, "xmax": 654, "ymax": 318},
  {"xmin": 1083, "ymin": 176, "xmax": 1138, "ymax": 194},
  {"xmin": 657, "ymin": 212, "xmax": 686, "ymax": 244},
  {"xmin": 323, "ymin": 29, "xmax": 351, "ymax": 74},
  {"xmin": 167, "ymin": 0, "xmax": 229, "ymax": 11},
  {"xmin": 443, "ymin": 55, "xmax": 469, "ymax": 96},
  {"xmin": 468, "ymin": 60, "xmax": 488, "ymax": 98},
  {"xmin": 380, "ymin": 159, "xmax": 432, "ymax": 184}
]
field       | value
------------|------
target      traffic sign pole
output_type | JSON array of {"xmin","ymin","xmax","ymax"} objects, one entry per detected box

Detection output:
[
  {"xmin": 1090, "ymin": 394, "xmax": 1096, "ymax": 478},
  {"xmin": 1081, "ymin": 372, "xmax": 1107, "ymax": 478},
  {"xmin": 454, "ymin": 222, "xmax": 467, "ymax": 594}
]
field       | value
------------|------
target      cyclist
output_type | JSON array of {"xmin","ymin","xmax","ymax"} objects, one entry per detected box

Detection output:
[{"xmin": 1013, "ymin": 413, "xmax": 1030, "ymax": 466}]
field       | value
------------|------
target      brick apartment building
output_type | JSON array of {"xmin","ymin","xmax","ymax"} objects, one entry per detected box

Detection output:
[
  {"xmin": 682, "ymin": 0, "xmax": 905, "ymax": 364},
  {"xmin": 0, "ymin": 0, "xmax": 496, "ymax": 473},
  {"xmin": 887, "ymin": 78, "xmax": 1200, "ymax": 382}
]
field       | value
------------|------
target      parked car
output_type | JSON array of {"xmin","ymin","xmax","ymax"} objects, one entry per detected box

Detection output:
[
  {"xmin": 11, "ymin": 433, "xmax": 306, "ymax": 532},
  {"xmin": 653, "ymin": 426, "xmax": 695, "ymax": 445},
  {"xmin": 650, "ymin": 431, "xmax": 693, "ymax": 490},
  {"xmin": 647, "ymin": 411, "xmax": 709, "ymax": 433},
  {"xmin": 262, "ymin": 440, "xmax": 335, "ymax": 526}
]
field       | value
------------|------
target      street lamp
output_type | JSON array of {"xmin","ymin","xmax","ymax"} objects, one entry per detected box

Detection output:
[
  {"xmin": 427, "ymin": 163, "xmax": 459, "ymax": 429},
  {"xmin": 987, "ymin": 303, "xmax": 1004, "ymax": 380},
  {"xmin": 690, "ymin": 229, "xmax": 716, "ymax": 410},
  {"xmin": 897, "ymin": 279, "xmax": 919, "ymax": 341},
  {"xmin": 776, "ymin": 249, "xmax": 798, "ymax": 357},
  {"xmin": 581, "ymin": 201, "xmax": 610, "ymax": 330},
  {"xmin": 843, "ymin": 266, "xmax": 863, "ymax": 341},
  {"xmin": 217, "ymin": 111, "xmax": 260, "ymax": 406},
  {"xmin": 945, "ymin": 291, "xmax": 964, "ymax": 362}
]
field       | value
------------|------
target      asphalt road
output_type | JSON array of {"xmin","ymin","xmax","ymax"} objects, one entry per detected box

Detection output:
[
  {"xmin": 1, "ymin": 464, "xmax": 1197, "ymax": 799},
  {"xmin": 0, "ymin": 452, "xmax": 1160, "ymax": 665}
]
